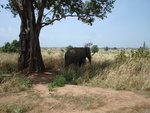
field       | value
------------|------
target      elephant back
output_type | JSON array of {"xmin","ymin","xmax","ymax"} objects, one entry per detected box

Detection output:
[{"xmin": 65, "ymin": 47, "xmax": 91, "ymax": 67}]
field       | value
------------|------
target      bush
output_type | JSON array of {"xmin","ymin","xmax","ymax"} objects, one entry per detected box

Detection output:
[
  {"xmin": 66, "ymin": 45, "xmax": 73, "ymax": 51},
  {"xmin": 131, "ymin": 43, "xmax": 150, "ymax": 59},
  {"xmin": 91, "ymin": 45, "xmax": 99, "ymax": 55},
  {"xmin": 115, "ymin": 49, "xmax": 127, "ymax": 64},
  {"xmin": 84, "ymin": 42, "xmax": 93, "ymax": 47},
  {"xmin": 48, "ymin": 74, "xmax": 66, "ymax": 90},
  {"xmin": 104, "ymin": 46, "xmax": 109, "ymax": 51},
  {"xmin": 0, "ymin": 40, "xmax": 19, "ymax": 52}
]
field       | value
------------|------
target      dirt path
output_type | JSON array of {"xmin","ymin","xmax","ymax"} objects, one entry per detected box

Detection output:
[
  {"xmin": 32, "ymin": 84, "xmax": 150, "ymax": 113},
  {"xmin": 0, "ymin": 71, "xmax": 150, "ymax": 113}
]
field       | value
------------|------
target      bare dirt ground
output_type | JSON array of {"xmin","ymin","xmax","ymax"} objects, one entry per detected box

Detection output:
[{"xmin": 0, "ymin": 71, "xmax": 150, "ymax": 113}]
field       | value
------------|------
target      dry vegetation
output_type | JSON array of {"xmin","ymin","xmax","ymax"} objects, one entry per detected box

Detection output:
[
  {"xmin": 0, "ymin": 46, "xmax": 150, "ymax": 113},
  {"xmin": 0, "ymin": 53, "xmax": 18, "ymax": 73},
  {"xmin": 0, "ymin": 47, "xmax": 150, "ymax": 91}
]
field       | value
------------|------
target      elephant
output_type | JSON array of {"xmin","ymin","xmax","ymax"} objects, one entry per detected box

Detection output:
[{"xmin": 65, "ymin": 47, "xmax": 91, "ymax": 67}]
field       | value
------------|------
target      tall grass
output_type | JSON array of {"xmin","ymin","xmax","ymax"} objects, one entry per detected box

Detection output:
[
  {"xmin": 42, "ymin": 48, "xmax": 64, "ymax": 70},
  {"xmin": 0, "ymin": 53, "xmax": 18, "ymax": 73},
  {"xmin": 0, "ymin": 47, "xmax": 149, "ymax": 91},
  {"xmin": 49, "ymin": 46, "xmax": 150, "ymax": 91},
  {"xmin": 87, "ymin": 47, "xmax": 150, "ymax": 91}
]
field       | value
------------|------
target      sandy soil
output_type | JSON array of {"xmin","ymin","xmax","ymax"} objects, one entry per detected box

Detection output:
[
  {"xmin": 32, "ymin": 84, "xmax": 150, "ymax": 113},
  {"xmin": 0, "ymin": 71, "xmax": 150, "ymax": 113}
]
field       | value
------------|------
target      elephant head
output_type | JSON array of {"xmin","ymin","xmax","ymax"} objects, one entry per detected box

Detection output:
[{"xmin": 65, "ymin": 47, "xmax": 91, "ymax": 67}]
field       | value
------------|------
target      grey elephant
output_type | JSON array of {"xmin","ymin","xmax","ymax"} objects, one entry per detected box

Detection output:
[{"xmin": 65, "ymin": 47, "xmax": 91, "ymax": 67}]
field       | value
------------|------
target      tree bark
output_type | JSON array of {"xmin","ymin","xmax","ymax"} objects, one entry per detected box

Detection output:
[{"xmin": 18, "ymin": 0, "xmax": 45, "ymax": 73}]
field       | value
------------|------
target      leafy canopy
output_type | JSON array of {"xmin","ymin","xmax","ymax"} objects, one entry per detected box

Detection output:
[{"xmin": 4, "ymin": 0, "xmax": 115, "ymax": 26}]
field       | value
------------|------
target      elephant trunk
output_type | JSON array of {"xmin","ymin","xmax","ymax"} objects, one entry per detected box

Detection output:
[{"xmin": 87, "ymin": 56, "xmax": 91, "ymax": 64}]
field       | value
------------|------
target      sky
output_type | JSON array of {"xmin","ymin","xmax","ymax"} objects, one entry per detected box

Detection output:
[{"xmin": 0, "ymin": 0, "xmax": 150, "ymax": 48}]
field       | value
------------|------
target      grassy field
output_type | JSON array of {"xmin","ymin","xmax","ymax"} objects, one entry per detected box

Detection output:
[
  {"xmin": 0, "ymin": 47, "xmax": 150, "ymax": 91},
  {"xmin": 40, "ymin": 47, "xmax": 150, "ymax": 91},
  {"xmin": 0, "ymin": 47, "xmax": 150, "ymax": 113}
]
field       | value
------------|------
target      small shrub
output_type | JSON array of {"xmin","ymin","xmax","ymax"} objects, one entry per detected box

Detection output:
[
  {"xmin": 91, "ymin": 45, "xmax": 99, "ymax": 55},
  {"xmin": 84, "ymin": 42, "xmax": 93, "ymax": 47},
  {"xmin": 131, "ymin": 43, "xmax": 150, "ymax": 59},
  {"xmin": 66, "ymin": 45, "xmax": 73, "ymax": 51},
  {"xmin": 47, "ymin": 50, "xmax": 52, "ymax": 55},
  {"xmin": 49, "ymin": 61, "xmax": 111, "ymax": 90},
  {"xmin": 48, "ymin": 74, "xmax": 66, "ymax": 90},
  {"xmin": 104, "ymin": 46, "xmax": 109, "ymax": 51},
  {"xmin": 115, "ymin": 49, "xmax": 127, "ymax": 64},
  {"xmin": 112, "ymin": 47, "xmax": 118, "ymax": 50},
  {"xmin": 0, "ymin": 40, "xmax": 19, "ymax": 53}
]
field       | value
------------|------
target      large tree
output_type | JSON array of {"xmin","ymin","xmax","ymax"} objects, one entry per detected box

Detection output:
[{"xmin": 2, "ymin": 0, "xmax": 115, "ymax": 73}]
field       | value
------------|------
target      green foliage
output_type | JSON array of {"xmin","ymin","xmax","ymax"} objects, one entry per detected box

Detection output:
[
  {"xmin": 104, "ymin": 46, "xmax": 109, "ymax": 51},
  {"xmin": 0, "ymin": 40, "xmax": 19, "ymax": 53},
  {"xmin": 66, "ymin": 45, "xmax": 73, "ymax": 51},
  {"xmin": 115, "ymin": 49, "xmax": 127, "ymax": 64},
  {"xmin": 112, "ymin": 47, "xmax": 118, "ymax": 50},
  {"xmin": 116, "ymin": 42, "xmax": 150, "ymax": 65},
  {"xmin": 49, "ymin": 62, "xmax": 110, "ymax": 90},
  {"xmin": 47, "ymin": 50, "xmax": 52, "ymax": 55},
  {"xmin": 48, "ymin": 74, "xmax": 66, "ymax": 90},
  {"xmin": 131, "ymin": 42, "xmax": 150, "ymax": 59},
  {"xmin": 4, "ymin": 0, "xmax": 115, "ymax": 25},
  {"xmin": 84, "ymin": 42, "xmax": 93, "ymax": 47},
  {"xmin": 60, "ymin": 48, "xmax": 64, "ymax": 53},
  {"xmin": 91, "ymin": 45, "xmax": 99, "ymax": 55},
  {"xmin": 48, "ymin": 68, "xmax": 82, "ymax": 90}
]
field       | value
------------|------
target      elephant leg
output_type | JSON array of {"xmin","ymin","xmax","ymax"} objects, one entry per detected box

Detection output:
[
  {"xmin": 82, "ymin": 58, "xmax": 86, "ymax": 65},
  {"xmin": 79, "ymin": 61, "xmax": 82, "ymax": 67},
  {"xmin": 65, "ymin": 62, "xmax": 69, "ymax": 67},
  {"xmin": 79, "ymin": 58, "xmax": 86, "ymax": 67}
]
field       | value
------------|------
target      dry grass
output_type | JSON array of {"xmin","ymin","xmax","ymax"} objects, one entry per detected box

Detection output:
[
  {"xmin": 92, "ymin": 49, "xmax": 119, "ymax": 62},
  {"xmin": 49, "ymin": 93, "xmax": 105, "ymax": 111},
  {"xmin": 0, "ymin": 48, "xmax": 150, "ymax": 91},
  {"xmin": 110, "ymin": 104, "xmax": 150, "ymax": 113},
  {"xmin": 0, "ymin": 75, "xmax": 33, "ymax": 97},
  {"xmin": 86, "ymin": 49, "xmax": 150, "ymax": 91},
  {"xmin": 42, "ymin": 48, "xmax": 65, "ymax": 70},
  {"xmin": 0, "ymin": 48, "xmax": 150, "ymax": 113},
  {"xmin": 87, "ymin": 58, "xmax": 150, "ymax": 91},
  {"xmin": 0, "ymin": 53, "xmax": 18, "ymax": 73},
  {"xmin": 0, "ymin": 93, "xmax": 39, "ymax": 113}
]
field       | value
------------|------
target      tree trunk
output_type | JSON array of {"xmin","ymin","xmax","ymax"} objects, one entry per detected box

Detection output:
[{"xmin": 18, "ymin": 0, "xmax": 45, "ymax": 73}]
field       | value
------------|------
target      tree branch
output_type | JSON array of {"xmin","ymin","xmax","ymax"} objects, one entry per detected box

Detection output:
[
  {"xmin": 41, "ymin": 14, "xmax": 95, "ymax": 27},
  {"xmin": 41, "ymin": 14, "xmax": 79, "ymax": 27},
  {"xmin": 33, "ymin": 0, "xmax": 39, "ymax": 10},
  {"xmin": 42, "ymin": 18, "xmax": 63, "ymax": 27},
  {"xmin": 36, "ymin": 0, "xmax": 47, "ymax": 28}
]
